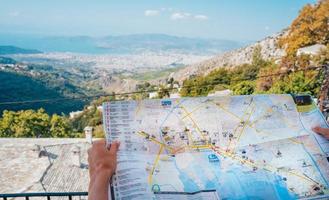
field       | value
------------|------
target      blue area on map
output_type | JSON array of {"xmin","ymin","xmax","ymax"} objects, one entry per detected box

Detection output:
[
  {"xmin": 173, "ymin": 151, "xmax": 297, "ymax": 200},
  {"xmin": 161, "ymin": 100, "xmax": 172, "ymax": 106}
]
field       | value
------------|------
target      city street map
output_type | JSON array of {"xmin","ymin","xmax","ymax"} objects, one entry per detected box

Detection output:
[{"xmin": 103, "ymin": 94, "xmax": 329, "ymax": 200}]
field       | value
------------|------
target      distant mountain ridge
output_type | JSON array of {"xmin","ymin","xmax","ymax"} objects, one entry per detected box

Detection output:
[
  {"xmin": 0, "ymin": 33, "xmax": 244, "ymax": 55},
  {"xmin": 0, "ymin": 45, "xmax": 42, "ymax": 55},
  {"xmin": 171, "ymin": 32, "xmax": 286, "ymax": 82}
]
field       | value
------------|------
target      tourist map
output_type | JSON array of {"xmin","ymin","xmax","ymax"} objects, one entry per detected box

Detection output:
[{"xmin": 103, "ymin": 94, "xmax": 329, "ymax": 200}]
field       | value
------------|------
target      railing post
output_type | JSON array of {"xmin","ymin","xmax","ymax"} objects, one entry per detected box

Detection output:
[{"xmin": 0, "ymin": 192, "xmax": 88, "ymax": 199}]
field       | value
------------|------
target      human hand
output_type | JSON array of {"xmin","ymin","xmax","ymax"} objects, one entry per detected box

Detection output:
[
  {"xmin": 312, "ymin": 126, "xmax": 329, "ymax": 140},
  {"xmin": 88, "ymin": 139, "xmax": 120, "ymax": 200}
]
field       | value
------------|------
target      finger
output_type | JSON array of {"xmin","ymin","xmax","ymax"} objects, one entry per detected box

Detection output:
[
  {"xmin": 313, "ymin": 127, "xmax": 329, "ymax": 136},
  {"xmin": 109, "ymin": 141, "xmax": 120, "ymax": 156},
  {"xmin": 93, "ymin": 139, "xmax": 106, "ymax": 146}
]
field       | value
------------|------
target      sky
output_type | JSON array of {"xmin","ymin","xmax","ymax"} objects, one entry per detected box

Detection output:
[{"xmin": 0, "ymin": 0, "xmax": 317, "ymax": 41}]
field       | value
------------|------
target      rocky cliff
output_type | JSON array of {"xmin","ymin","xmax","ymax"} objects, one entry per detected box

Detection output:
[{"xmin": 171, "ymin": 32, "xmax": 287, "ymax": 82}]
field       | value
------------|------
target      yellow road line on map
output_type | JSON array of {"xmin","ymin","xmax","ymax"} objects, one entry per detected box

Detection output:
[
  {"xmin": 226, "ymin": 122, "xmax": 242, "ymax": 151},
  {"xmin": 211, "ymin": 145, "xmax": 320, "ymax": 186},
  {"xmin": 248, "ymin": 108, "xmax": 272, "ymax": 127},
  {"xmin": 239, "ymin": 102, "xmax": 319, "ymax": 152},
  {"xmin": 140, "ymin": 99, "xmax": 320, "ymax": 187},
  {"xmin": 247, "ymin": 104, "xmax": 320, "ymax": 152},
  {"xmin": 178, "ymin": 100, "xmax": 320, "ymax": 187},
  {"xmin": 232, "ymin": 106, "xmax": 256, "ymax": 153},
  {"xmin": 249, "ymin": 126, "xmax": 320, "ymax": 153},
  {"xmin": 137, "ymin": 131, "xmax": 173, "ymax": 152},
  {"xmin": 226, "ymin": 103, "xmax": 254, "ymax": 151},
  {"xmin": 181, "ymin": 103, "xmax": 205, "ymax": 120},
  {"xmin": 210, "ymin": 101, "xmax": 317, "ymax": 152},
  {"xmin": 190, "ymin": 145, "xmax": 211, "ymax": 149},
  {"xmin": 211, "ymin": 101, "xmax": 243, "ymax": 121},
  {"xmin": 135, "ymin": 101, "xmax": 142, "ymax": 115},
  {"xmin": 185, "ymin": 129, "xmax": 195, "ymax": 146},
  {"xmin": 148, "ymin": 145, "xmax": 164, "ymax": 184},
  {"xmin": 180, "ymin": 106, "xmax": 207, "ymax": 141}
]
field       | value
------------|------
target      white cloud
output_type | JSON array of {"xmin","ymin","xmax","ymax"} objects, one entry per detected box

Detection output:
[
  {"xmin": 145, "ymin": 9, "xmax": 209, "ymax": 22},
  {"xmin": 171, "ymin": 12, "xmax": 191, "ymax": 20},
  {"xmin": 9, "ymin": 11, "xmax": 20, "ymax": 17},
  {"xmin": 161, "ymin": 7, "xmax": 173, "ymax": 12},
  {"xmin": 144, "ymin": 10, "xmax": 160, "ymax": 17},
  {"xmin": 194, "ymin": 15, "xmax": 208, "ymax": 20}
]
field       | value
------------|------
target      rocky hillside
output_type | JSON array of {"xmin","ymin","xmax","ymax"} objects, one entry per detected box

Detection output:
[{"xmin": 171, "ymin": 32, "xmax": 287, "ymax": 82}]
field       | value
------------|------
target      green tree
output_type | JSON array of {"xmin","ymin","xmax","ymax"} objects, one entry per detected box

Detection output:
[
  {"xmin": 231, "ymin": 81, "xmax": 256, "ymax": 95},
  {"xmin": 252, "ymin": 45, "xmax": 266, "ymax": 67},
  {"xmin": 269, "ymin": 71, "xmax": 322, "ymax": 95},
  {"xmin": 158, "ymin": 85, "xmax": 170, "ymax": 98},
  {"xmin": 279, "ymin": 0, "xmax": 329, "ymax": 56},
  {"xmin": 0, "ymin": 109, "xmax": 51, "ymax": 137},
  {"xmin": 50, "ymin": 114, "xmax": 74, "ymax": 137}
]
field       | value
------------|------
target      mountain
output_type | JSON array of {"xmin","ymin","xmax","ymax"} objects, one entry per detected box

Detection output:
[
  {"xmin": 0, "ymin": 33, "xmax": 244, "ymax": 55},
  {"xmin": 0, "ymin": 56, "xmax": 17, "ymax": 64},
  {"xmin": 0, "ymin": 71, "xmax": 86, "ymax": 115},
  {"xmin": 0, "ymin": 45, "xmax": 42, "ymax": 55},
  {"xmin": 174, "ymin": 0, "xmax": 329, "ymax": 83},
  {"xmin": 0, "ymin": 56, "xmax": 104, "ymax": 114},
  {"xmin": 98, "ymin": 34, "xmax": 244, "ymax": 54},
  {"xmin": 171, "ymin": 32, "xmax": 286, "ymax": 82}
]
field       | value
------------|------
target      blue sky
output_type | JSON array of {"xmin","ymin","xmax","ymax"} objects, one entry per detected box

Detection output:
[{"xmin": 0, "ymin": 0, "xmax": 316, "ymax": 41}]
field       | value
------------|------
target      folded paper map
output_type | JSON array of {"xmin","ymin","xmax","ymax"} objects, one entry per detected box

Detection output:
[{"xmin": 103, "ymin": 94, "xmax": 329, "ymax": 200}]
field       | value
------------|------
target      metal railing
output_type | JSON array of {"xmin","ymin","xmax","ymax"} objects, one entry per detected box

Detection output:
[{"xmin": 0, "ymin": 192, "xmax": 88, "ymax": 200}]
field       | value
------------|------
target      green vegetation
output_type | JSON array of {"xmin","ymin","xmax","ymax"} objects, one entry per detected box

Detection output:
[
  {"xmin": 69, "ymin": 96, "xmax": 117, "ymax": 138},
  {"xmin": 181, "ymin": 0, "xmax": 329, "ymax": 97},
  {"xmin": 0, "ymin": 55, "xmax": 104, "ymax": 115},
  {"xmin": 278, "ymin": 0, "xmax": 329, "ymax": 56},
  {"xmin": 1, "ymin": 0, "xmax": 328, "ymax": 138},
  {"xmin": 124, "ymin": 66, "xmax": 184, "ymax": 81},
  {"xmin": 0, "ymin": 95, "xmax": 119, "ymax": 138},
  {"xmin": 0, "ymin": 71, "xmax": 87, "ymax": 115},
  {"xmin": 0, "ymin": 109, "xmax": 80, "ymax": 137},
  {"xmin": 180, "ymin": 46, "xmax": 325, "ymax": 97},
  {"xmin": 180, "ymin": 45, "xmax": 271, "ymax": 96},
  {"xmin": 131, "ymin": 82, "xmax": 157, "ymax": 99}
]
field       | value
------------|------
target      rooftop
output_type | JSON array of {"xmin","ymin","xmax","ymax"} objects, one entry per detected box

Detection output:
[{"xmin": 0, "ymin": 138, "xmax": 91, "ymax": 196}]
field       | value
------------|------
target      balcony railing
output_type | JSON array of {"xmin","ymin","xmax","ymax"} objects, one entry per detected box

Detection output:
[{"xmin": 0, "ymin": 192, "xmax": 88, "ymax": 200}]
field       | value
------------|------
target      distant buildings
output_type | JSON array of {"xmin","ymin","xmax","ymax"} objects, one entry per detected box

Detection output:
[
  {"xmin": 69, "ymin": 106, "xmax": 103, "ymax": 119},
  {"xmin": 149, "ymin": 92, "xmax": 158, "ymax": 99},
  {"xmin": 207, "ymin": 89, "xmax": 232, "ymax": 97},
  {"xmin": 69, "ymin": 110, "xmax": 83, "ymax": 119},
  {"xmin": 170, "ymin": 93, "xmax": 180, "ymax": 98}
]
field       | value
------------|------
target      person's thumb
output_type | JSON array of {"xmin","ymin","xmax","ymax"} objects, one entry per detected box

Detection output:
[{"xmin": 109, "ymin": 141, "xmax": 120, "ymax": 156}]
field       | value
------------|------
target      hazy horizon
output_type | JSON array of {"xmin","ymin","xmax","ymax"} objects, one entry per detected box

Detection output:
[{"xmin": 0, "ymin": 0, "xmax": 316, "ymax": 41}]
